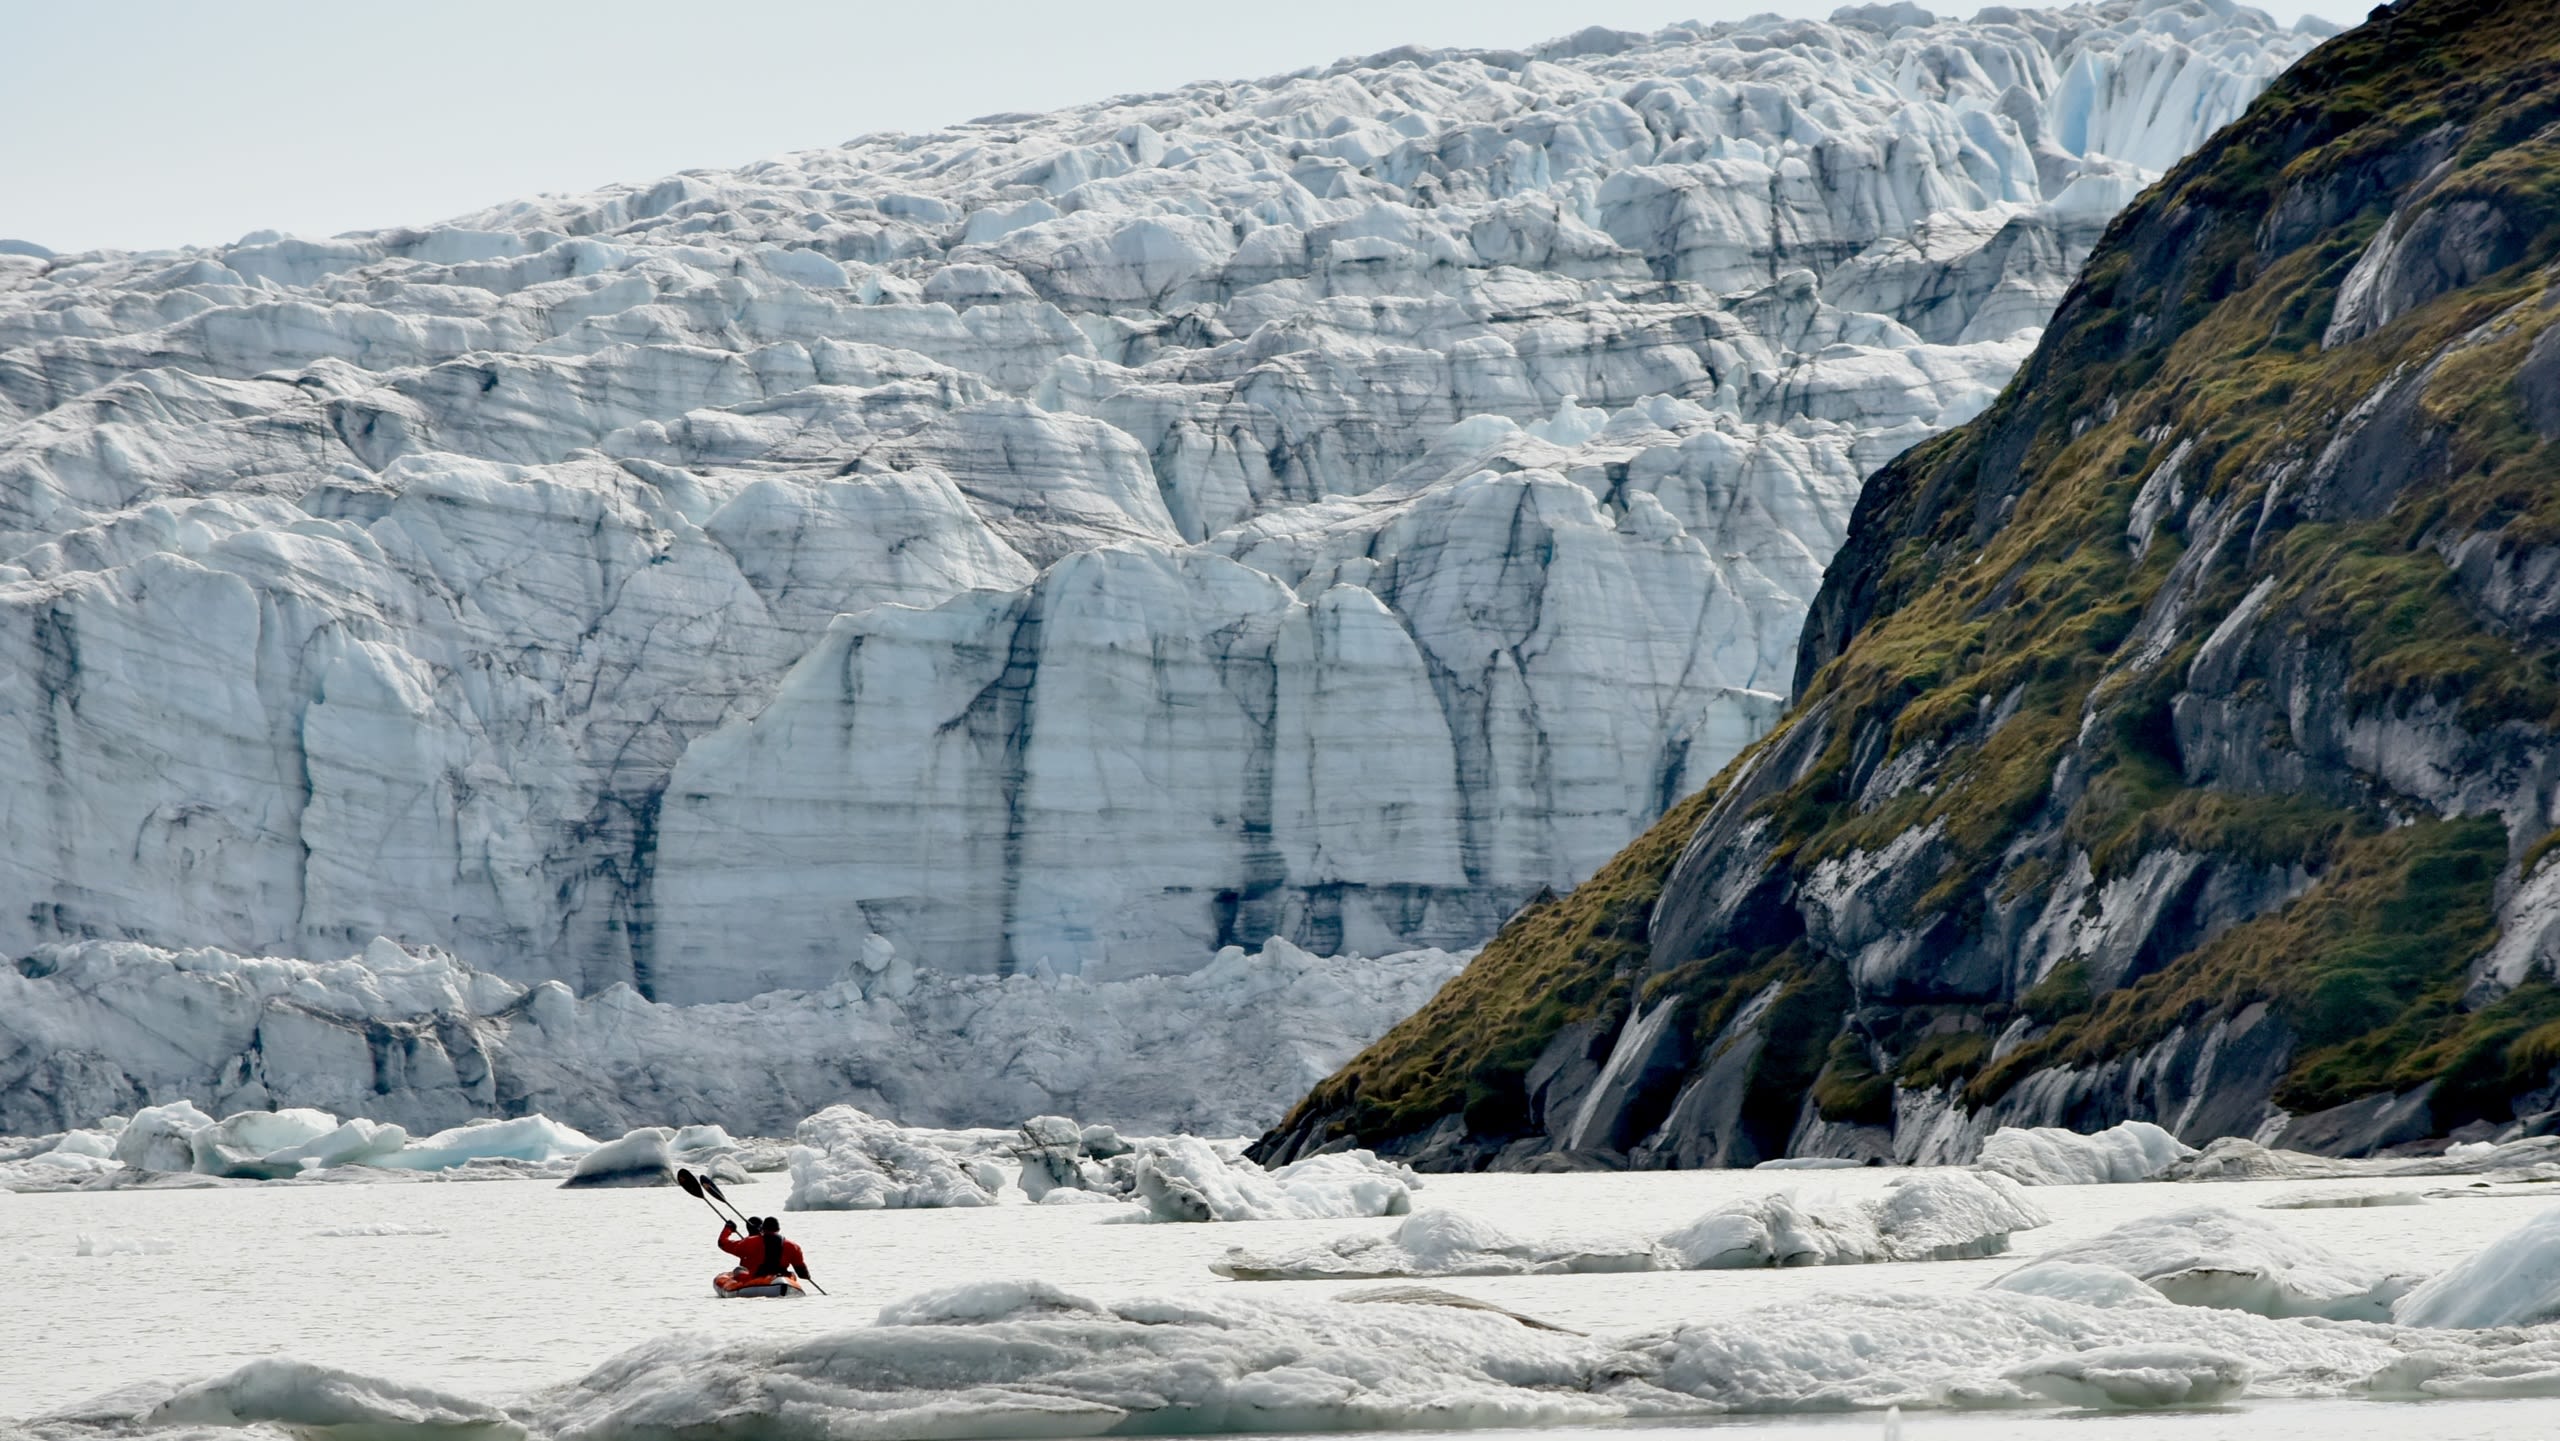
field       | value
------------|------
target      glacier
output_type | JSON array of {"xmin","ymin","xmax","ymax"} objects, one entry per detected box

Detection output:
[{"xmin": 0, "ymin": 3, "xmax": 2326, "ymax": 1021}]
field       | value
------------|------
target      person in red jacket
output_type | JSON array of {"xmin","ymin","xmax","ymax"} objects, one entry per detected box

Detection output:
[{"xmin": 718, "ymin": 1217, "xmax": 812, "ymax": 1282}]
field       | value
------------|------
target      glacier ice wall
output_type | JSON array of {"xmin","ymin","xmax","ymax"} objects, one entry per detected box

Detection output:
[{"xmin": 0, "ymin": 3, "xmax": 2324, "ymax": 999}]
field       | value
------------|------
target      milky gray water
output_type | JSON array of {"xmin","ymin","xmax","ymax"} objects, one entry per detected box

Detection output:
[{"xmin": 2, "ymin": 1167, "xmax": 2550, "ymax": 1437}]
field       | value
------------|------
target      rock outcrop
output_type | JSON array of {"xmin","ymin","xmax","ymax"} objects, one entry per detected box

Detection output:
[
  {"xmin": 0, "ymin": 4, "xmax": 2318, "ymax": 1002},
  {"xmin": 1261, "ymin": 0, "xmax": 2560, "ymax": 1170}
]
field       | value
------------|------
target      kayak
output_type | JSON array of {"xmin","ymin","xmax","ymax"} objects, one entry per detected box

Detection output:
[{"xmin": 714, "ymin": 1271, "xmax": 806, "ymax": 1299}]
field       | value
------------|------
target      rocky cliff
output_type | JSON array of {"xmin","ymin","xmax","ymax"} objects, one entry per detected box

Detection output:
[
  {"xmin": 0, "ymin": 4, "xmax": 2317, "ymax": 1004},
  {"xmin": 1260, "ymin": 0, "xmax": 2560, "ymax": 1170}
]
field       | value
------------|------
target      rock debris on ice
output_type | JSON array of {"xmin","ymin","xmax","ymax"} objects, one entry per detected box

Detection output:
[
  {"xmin": 0, "ymin": 4, "xmax": 2323, "ymax": 1025},
  {"xmin": 0, "ymin": 935, "xmax": 1469, "ymax": 1139}
]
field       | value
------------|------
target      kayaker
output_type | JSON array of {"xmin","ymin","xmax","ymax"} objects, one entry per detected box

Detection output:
[
  {"xmin": 717, "ymin": 1216, "xmax": 813, "ymax": 1283},
  {"xmin": 759, "ymin": 1216, "xmax": 814, "ymax": 1283}
]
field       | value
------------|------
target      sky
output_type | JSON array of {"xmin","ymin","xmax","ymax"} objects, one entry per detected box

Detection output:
[{"xmin": 4, "ymin": 0, "xmax": 2376, "ymax": 255}]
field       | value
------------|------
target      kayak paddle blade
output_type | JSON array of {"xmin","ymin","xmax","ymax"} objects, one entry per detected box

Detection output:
[{"xmin": 677, "ymin": 1168, "xmax": 704, "ymax": 1198}]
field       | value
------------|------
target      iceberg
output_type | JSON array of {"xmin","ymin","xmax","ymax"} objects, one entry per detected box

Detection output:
[
  {"xmin": 2393, "ymin": 1204, "xmax": 2560, "ymax": 1328},
  {"xmin": 376, "ymin": 1116, "xmax": 599, "ymax": 1172},
  {"xmin": 1131, "ymin": 1138, "xmax": 1414, "ymax": 1222},
  {"xmin": 1996, "ymin": 1205, "xmax": 2415, "ymax": 1321},
  {"xmin": 559, "ymin": 1128, "xmax": 675, "ymax": 1189},
  {"xmin": 2003, "ymin": 1344, "xmax": 2254, "ymax": 1409},
  {"xmin": 1974, "ymin": 1120, "xmax": 2194, "ymax": 1185},
  {"xmin": 784, "ymin": 1105, "xmax": 1000, "ymax": 1211}
]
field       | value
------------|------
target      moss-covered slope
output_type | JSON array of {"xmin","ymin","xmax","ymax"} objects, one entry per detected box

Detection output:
[{"xmin": 1261, "ymin": 0, "xmax": 2560, "ymax": 1169}]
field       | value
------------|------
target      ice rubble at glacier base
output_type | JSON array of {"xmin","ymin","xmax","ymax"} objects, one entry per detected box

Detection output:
[
  {"xmin": 0, "ymin": 934, "xmax": 1466, "ymax": 1141},
  {"xmin": 0, "ymin": 3, "xmax": 2327, "ymax": 1017}
]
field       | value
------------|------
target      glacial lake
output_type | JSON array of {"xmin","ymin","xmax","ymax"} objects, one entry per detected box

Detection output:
[{"xmin": 2, "ymin": 1166, "xmax": 2551, "ymax": 1438}]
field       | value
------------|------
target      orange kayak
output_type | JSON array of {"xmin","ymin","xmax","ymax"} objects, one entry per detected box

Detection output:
[{"xmin": 713, "ymin": 1271, "xmax": 806, "ymax": 1299}]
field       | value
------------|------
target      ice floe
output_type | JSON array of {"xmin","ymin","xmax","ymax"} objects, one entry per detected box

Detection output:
[
  {"xmin": 1665, "ymin": 1171, "xmax": 2052, "ymax": 1268},
  {"xmin": 1974, "ymin": 1120, "xmax": 2194, "ymax": 1185},
  {"xmin": 1215, "ymin": 1207, "xmax": 1656, "ymax": 1280},
  {"xmin": 1217, "ymin": 1171, "xmax": 2047, "ymax": 1278},
  {"xmin": 2392, "ymin": 1203, "xmax": 2560, "ymax": 1329},
  {"xmin": 46, "ymin": 1274, "xmax": 2560, "ymax": 1441},
  {"xmin": 1996, "ymin": 1205, "xmax": 2415, "ymax": 1321}
]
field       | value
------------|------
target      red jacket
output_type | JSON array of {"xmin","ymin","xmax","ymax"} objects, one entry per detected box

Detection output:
[{"xmin": 719, "ymin": 1225, "xmax": 808, "ymax": 1278}]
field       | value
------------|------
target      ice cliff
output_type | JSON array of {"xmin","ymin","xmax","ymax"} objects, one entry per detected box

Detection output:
[
  {"xmin": 1261, "ymin": 0, "xmax": 2560, "ymax": 1172},
  {"xmin": 0, "ymin": 3, "xmax": 2319, "ymax": 1004}
]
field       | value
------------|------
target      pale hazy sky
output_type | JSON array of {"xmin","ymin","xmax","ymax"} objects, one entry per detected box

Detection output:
[{"xmin": 4, "ymin": 1, "xmax": 2372, "ymax": 254}]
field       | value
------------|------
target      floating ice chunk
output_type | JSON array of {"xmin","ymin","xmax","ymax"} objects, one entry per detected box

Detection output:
[
  {"xmin": 378, "ymin": 1116, "xmax": 600, "ymax": 1172},
  {"xmin": 1214, "ymin": 1207, "xmax": 1656, "ymax": 1280},
  {"xmin": 189, "ymin": 1108, "xmax": 344, "ymax": 1179},
  {"xmin": 110, "ymin": 1101, "xmax": 215, "ymax": 1172},
  {"xmin": 1131, "ymin": 1137, "xmax": 1412, "ymax": 1222},
  {"xmin": 2006, "ymin": 1205, "xmax": 2414, "ymax": 1320},
  {"xmin": 1755, "ymin": 1157, "xmax": 1866, "ymax": 1170},
  {"xmin": 540, "ymin": 1286, "xmax": 1615, "ymax": 1440},
  {"xmin": 74, "ymin": 1233, "xmax": 174, "ymax": 1257},
  {"xmin": 2394, "ymin": 1204, "xmax": 2560, "ymax": 1329},
  {"xmin": 266, "ymin": 1118, "xmax": 411, "ymax": 1173},
  {"xmin": 561, "ymin": 1127, "xmax": 675, "ymax": 1188},
  {"xmin": 2004, "ymin": 1343, "xmax": 2254, "ymax": 1409},
  {"xmin": 2260, "ymin": 1189, "xmax": 2427, "ymax": 1210},
  {"xmin": 147, "ymin": 1357, "xmax": 524, "ymax": 1440},
  {"xmin": 313, "ymin": 1222, "xmax": 448, "ymax": 1237},
  {"xmin": 784, "ymin": 1105, "xmax": 999, "ymax": 1211},
  {"xmin": 1975, "ymin": 1120, "xmax": 2194, "ymax": 1185},
  {"xmin": 1662, "ymin": 1172, "xmax": 2048, "ymax": 1269},
  {"xmin": 1662, "ymin": 1192, "xmax": 1885, "ymax": 1268},
  {"xmin": 47, "ymin": 1130, "xmax": 116, "ymax": 1159}
]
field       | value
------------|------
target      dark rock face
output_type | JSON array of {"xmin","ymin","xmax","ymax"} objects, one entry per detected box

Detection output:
[{"xmin": 1262, "ymin": 0, "xmax": 2560, "ymax": 1172}]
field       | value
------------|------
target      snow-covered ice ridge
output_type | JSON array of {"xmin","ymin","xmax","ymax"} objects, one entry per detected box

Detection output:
[
  {"xmin": 0, "ymin": 4, "xmax": 2324, "ymax": 1001},
  {"xmin": 0, "ymin": 936, "xmax": 1466, "ymax": 1136}
]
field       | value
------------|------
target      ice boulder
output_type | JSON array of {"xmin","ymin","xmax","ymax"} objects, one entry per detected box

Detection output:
[
  {"xmin": 2004, "ymin": 1205, "xmax": 2415, "ymax": 1321},
  {"xmin": 1214, "ymin": 1207, "xmax": 1656, "ymax": 1280},
  {"xmin": 378, "ymin": 1116, "xmax": 599, "ymax": 1172},
  {"xmin": 111, "ymin": 1101, "xmax": 216, "ymax": 1172},
  {"xmin": 784, "ymin": 1105, "xmax": 999, "ymax": 1211},
  {"xmin": 1132, "ymin": 1138, "xmax": 1414, "ymax": 1222},
  {"xmin": 2393, "ymin": 1204, "xmax": 2560, "ymax": 1328},
  {"xmin": 562, "ymin": 1128, "xmax": 675, "ymax": 1188},
  {"xmin": 1661, "ymin": 1172, "xmax": 2048, "ymax": 1269},
  {"xmin": 1975, "ymin": 1121, "xmax": 2194, "ymax": 1185},
  {"xmin": 189, "ymin": 1109, "xmax": 345, "ymax": 1180}
]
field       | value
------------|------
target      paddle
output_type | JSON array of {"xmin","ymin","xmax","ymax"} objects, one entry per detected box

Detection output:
[
  {"xmin": 677, "ymin": 1167, "xmax": 746, "ymax": 1227},
  {"xmin": 683, "ymin": 1168, "xmax": 827, "ymax": 1294}
]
